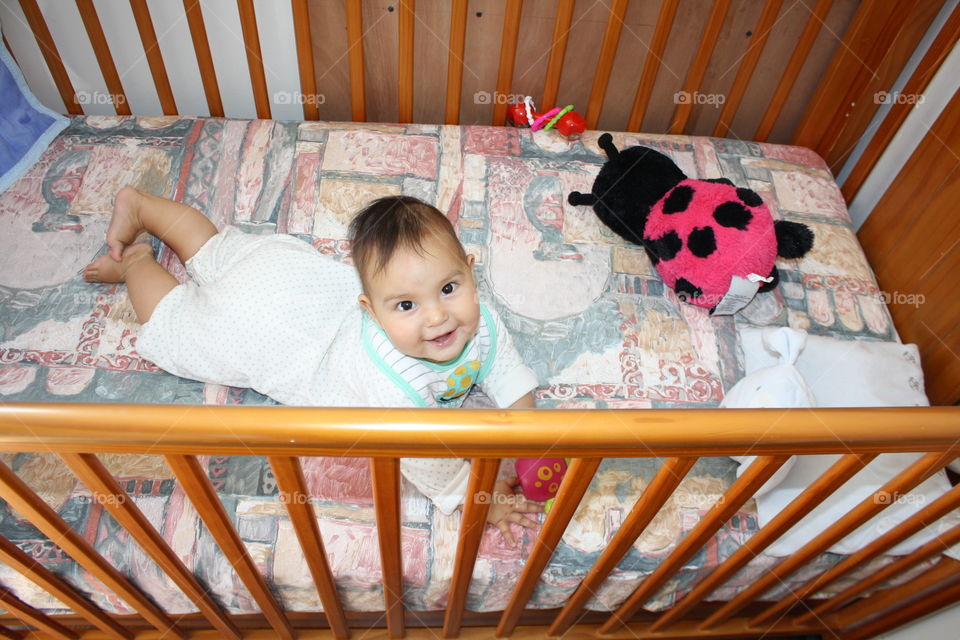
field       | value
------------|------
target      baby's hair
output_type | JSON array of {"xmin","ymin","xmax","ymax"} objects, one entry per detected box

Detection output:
[{"xmin": 348, "ymin": 196, "xmax": 468, "ymax": 288}]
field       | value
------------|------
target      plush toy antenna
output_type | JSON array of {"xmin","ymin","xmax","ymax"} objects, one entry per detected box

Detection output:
[
  {"xmin": 598, "ymin": 132, "xmax": 619, "ymax": 160},
  {"xmin": 568, "ymin": 192, "xmax": 598, "ymax": 206}
]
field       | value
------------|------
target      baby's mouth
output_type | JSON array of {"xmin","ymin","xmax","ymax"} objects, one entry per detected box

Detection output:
[{"xmin": 428, "ymin": 328, "xmax": 457, "ymax": 348}]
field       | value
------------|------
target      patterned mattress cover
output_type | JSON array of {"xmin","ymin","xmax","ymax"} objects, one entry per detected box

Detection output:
[{"xmin": 0, "ymin": 116, "xmax": 921, "ymax": 618}]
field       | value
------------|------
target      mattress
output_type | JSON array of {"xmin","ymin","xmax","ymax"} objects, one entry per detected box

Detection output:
[{"xmin": 0, "ymin": 116, "xmax": 921, "ymax": 617}]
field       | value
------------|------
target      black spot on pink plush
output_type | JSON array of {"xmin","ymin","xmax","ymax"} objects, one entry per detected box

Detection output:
[
  {"xmin": 663, "ymin": 185, "xmax": 694, "ymax": 214},
  {"xmin": 648, "ymin": 230, "xmax": 682, "ymax": 262},
  {"xmin": 713, "ymin": 201, "xmax": 753, "ymax": 230},
  {"xmin": 687, "ymin": 226, "xmax": 716, "ymax": 258},
  {"xmin": 737, "ymin": 187, "xmax": 763, "ymax": 207},
  {"xmin": 674, "ymin": 278, "xmax": 702, "ymax": 302}
]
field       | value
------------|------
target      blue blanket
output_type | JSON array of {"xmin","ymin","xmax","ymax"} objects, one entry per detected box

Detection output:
[{"xmin": 0, "ymin": 41, "xmax": 69, "ymax": 193}]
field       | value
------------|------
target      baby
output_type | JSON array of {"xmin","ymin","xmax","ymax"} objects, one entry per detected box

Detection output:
[{"xmin": 84, "ymin": 188, "xmax": 541, "ymax": 542}]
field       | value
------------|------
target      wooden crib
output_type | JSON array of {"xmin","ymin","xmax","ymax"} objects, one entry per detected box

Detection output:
[{"xmin": 1, "ymin": 1, "xmax": 960, "ymax": 638}]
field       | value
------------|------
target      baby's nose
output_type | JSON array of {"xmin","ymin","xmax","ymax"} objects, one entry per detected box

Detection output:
[{"xmin": 426, "ymin": 305, "xmax": 448, "ymax": 325}]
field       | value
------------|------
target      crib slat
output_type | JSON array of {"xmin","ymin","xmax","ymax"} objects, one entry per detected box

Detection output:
[
  {"xmin": 0, "ymin": 587, "xmax": 76, "ymax": 639},
  {"xmin": 753, "ymin": 0, "xmax": 833, "ymax": 142},
  {"xmin": 163, "ymin": 455, "xmax": 294, "ymax": 640},
  {"xmin": 540, "ymin": 0, "xmax": 575, "ymax": 110},
  {"xmin": 626, "ymin": 0, "xmax": 679, "ymax": 131},
  {"xmin": 128, "ymin": 0, "xmax": 177, "ymax": 115},
  {"xmin": 497, "ymin": 458, "xmax": 602, "ymax": 637},
  {"xmin": 292, "ymin": 0, "xmax": 319, "ymax": 120},
  {"xmin": 842, "ymin": 554, "xmax": 960, "ymax": 625},
  {"xmin": 816, "ymin": 0, "xmax": 919, "ymax": 163},
  {"xmin": 18, "ymin": 0, "xmax": 82, "ymax": 114},
  {"xmin": 585, "ymin": 0, "xmax": 628, "ymax": 129},
  {"xmin": 183, "ymin": 0, "xmax": 224, "ymax": 117},
  {"xmin": 370, "ymin": 457, "xmax": 405, "ymax": 638},
  {"xmin": 598, "ymin": 455, "xmax": 790, "ymax": 634},
  {"xmin": 0, "ymin": 625, "xmax": 22, "ymax": 640},
  {"xmin": 397, "ymin": 0, "xmax": 414, "ymax": 123},
  {"xmin": 755, "ymin": 481, "xmax": 960, "ymax": 626},
  {"xmin": 59, "ymin": 453, "xmax": 242, "ymax": 640},
  {"xmin": 841, "ymin": 2, "xmax": 960, "ymax": 201},
  {"xmin": 847, "ymin": 579, "xmax": 960, "ymax": 640},
  {"xmin": 236, "ymin": 0, "xmax": 271, "ymax": 119},
  {"xmin": 75, "ymin": 0, "xmax": 130, "ymax": 116},
  {"xmin": 0, "ymin": 537, "xmax": 131, "ymax": 639},
  {"xmin": 669, "ymin": 0, "xmax": 731, "ymax": 134},
  {"xmin": 443, "ymin": 458, "xmax": 500, "ymax": 637},
  {"xmin": 840, "ymin": 556, "xmax": 960, "ymax": 638},
  {"xmin": 700, "ymin": 449, "xmax": 957, "ymax": 629},
  {"xmin": 0, "ymin": 462, "xmax": 184, "ymax": 638},
  {"xmin": 345, "ymin": 0, "xmax": 366, "ymax": 122},
  {"xmin": 712, "ymin": 0, "xmax": 782, "ymax": 138},
  {"xmin": 548, "ymin": 456, "xmax": 699, "ymax": 637},
  {"xmin": 491, "ymin": 0, "xmax": 523, "ymax": 126},
  {"xmin": 444, "ymin": 0, "xmax": 468, "ymax": 124},
  {"xmin": 804, "ymin": 520, "xmax": 960, "ymax": 620},
  {"xmin": 650, "ymin": 452, "xmax": 875, "ymax": 632},
  {"xmin": 268, "ymin": 456, "xmax": 349, "ymax": 639}
]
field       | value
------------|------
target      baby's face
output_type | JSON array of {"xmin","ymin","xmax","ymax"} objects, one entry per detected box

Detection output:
[{"xmin": 359, "ymin": 234, "xmax": 480, "ymax": 363}]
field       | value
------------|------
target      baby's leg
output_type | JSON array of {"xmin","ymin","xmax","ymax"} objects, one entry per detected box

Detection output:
[
  {"xmin": 107, "ymin": 187, "xmax": 217, "ymax": 265},
  {"xmin": 84, "ymin": 244, "xmax": 177, "ymax": 323}
]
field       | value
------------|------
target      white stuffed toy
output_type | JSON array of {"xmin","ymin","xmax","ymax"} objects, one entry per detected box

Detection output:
[{"xmin": 723, "ymin": 327, "xmax": 814, "ymax": 496}]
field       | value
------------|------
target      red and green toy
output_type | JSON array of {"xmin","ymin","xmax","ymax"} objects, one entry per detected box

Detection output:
[
  {"xmin": 515, "ymin": 457, "xmax": 569, "ymax": 512},
  {"xmin": 507, "ymin": 97, "xmax": 586, "ymax": 140}
]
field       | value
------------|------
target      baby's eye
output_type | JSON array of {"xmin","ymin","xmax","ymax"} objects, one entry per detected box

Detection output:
[
  {"xmin": 396, "ymin": 300, "xmax": 415, "ymax": 312},
  {"xmin": 441, "ymin": 282, "xmax": 457, "ymax": 295}
]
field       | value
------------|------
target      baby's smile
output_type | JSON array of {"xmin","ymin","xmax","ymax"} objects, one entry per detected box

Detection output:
[{"xmin": 427, "ymin": 327, "xmax": 458, "ymax": 349}]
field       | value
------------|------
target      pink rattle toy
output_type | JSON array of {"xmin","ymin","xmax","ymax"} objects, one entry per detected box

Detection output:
[{"xmin": 515, "ymin": 458, "xmax": 568, "ymax": 512}]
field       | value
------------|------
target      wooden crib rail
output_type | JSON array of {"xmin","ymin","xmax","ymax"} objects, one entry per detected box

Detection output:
[
  {"xmin": 0, "ymin": 403, "xmax": 958, "ymax": 457},
  {"xmin": 0, "ymin": 403, "xmax": 959, "ymax": 638}
]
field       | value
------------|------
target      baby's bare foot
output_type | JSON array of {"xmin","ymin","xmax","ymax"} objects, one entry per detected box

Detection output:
[
  {"xmin": 83, "ymin": 243, "xmax": 153, "ymax": 283},
  {"xmin": 106, "ymin": 187, "xmax": 147, "ymax": 262}
]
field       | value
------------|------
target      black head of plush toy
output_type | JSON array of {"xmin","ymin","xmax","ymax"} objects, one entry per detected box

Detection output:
[{"xmin": 569, "ymin": 133, "xmax": 814, "ymax": 314}]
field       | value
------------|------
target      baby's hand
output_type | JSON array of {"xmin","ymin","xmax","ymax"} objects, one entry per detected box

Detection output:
[{"xmin": 486, "ymin": 477, "xmax": 543, "ymax": 545}]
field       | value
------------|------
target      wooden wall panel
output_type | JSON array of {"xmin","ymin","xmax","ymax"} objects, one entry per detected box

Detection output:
[
  {"xmin": 857, "ymin": 88, "xmax": 960, "ymax": 405},
  {"xmin": 597, "ymin": 0, "xmax": 662, "ymax": 131},
  {"xmin": 554, "ymin": 1, "xmax": 608, "ymax": 128},
  {"xmin": 794, "ymin": 0, "xmax": 898, "ymax": 150},
  {"xmin": 638, "ymin": 0, "xmax": 707, "ymax": 134},
  {"xmin": 303, "ymin": 0, "xmax": 864, "ymax": 142},
  {"xmin": 736, "ymin": 0, "xmax": 858, "ymax": 144},
  {"xmin": 510, "ymin": 0, "xmax": 553, "ymax": 109},
  {"xmin": 361, "ymin": 0, "xmax": 399, "ymax": 123},
  {"xmin": 413, "ymin": 1, "xmax": 449, "ymax": 124},
  {"xmin": 460, "ymin": 0, "xmax": 506, "ymax": 125},
  {"xmin": 689, "ymin": 0, "xmax": 766, "ymax": 137},
  {"xmin": 306, "ymin": 0, "xmax": 351, "ymax": 122},
  {"xmin": 825, "ymin": 0, "xmax": 941, "ymax": 171}
]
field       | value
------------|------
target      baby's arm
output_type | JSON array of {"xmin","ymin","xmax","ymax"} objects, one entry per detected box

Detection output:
[
  {"xmin": 476, "ymin": 305, "xmax": 539, "ymax": 408},
  {"xmin": 509, "ymin": 392, "xmax": 535, "ymax": 408},
  {"xmin": 400, "ymin": 459, "xmax": 542, "ymax": 544},
  {"xmin": 486, "ymin": 475, "xmax": 542, "ymax": 544}
]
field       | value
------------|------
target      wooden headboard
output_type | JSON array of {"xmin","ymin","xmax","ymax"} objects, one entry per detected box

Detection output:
[{"xmin": 3, "ymin": 0, "xmax": 959, "ymax": 402}]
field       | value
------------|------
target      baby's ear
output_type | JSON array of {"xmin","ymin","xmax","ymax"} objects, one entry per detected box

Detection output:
[
  {"xmin": 358, "ymin": 294, "xmax": 381, "ymax": 327},
  {"xmin": 466, "ymin": 252, "xmax": 476, "ymax": 268}
]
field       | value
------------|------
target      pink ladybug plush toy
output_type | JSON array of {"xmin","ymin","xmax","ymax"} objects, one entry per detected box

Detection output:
[
  {"xmin": 568, "ymin": 134, "xmax": 814, "ymax": 315},
  {"xmin": 515, "ymin": 458, "xmax": 568, "ymax": 503}
]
